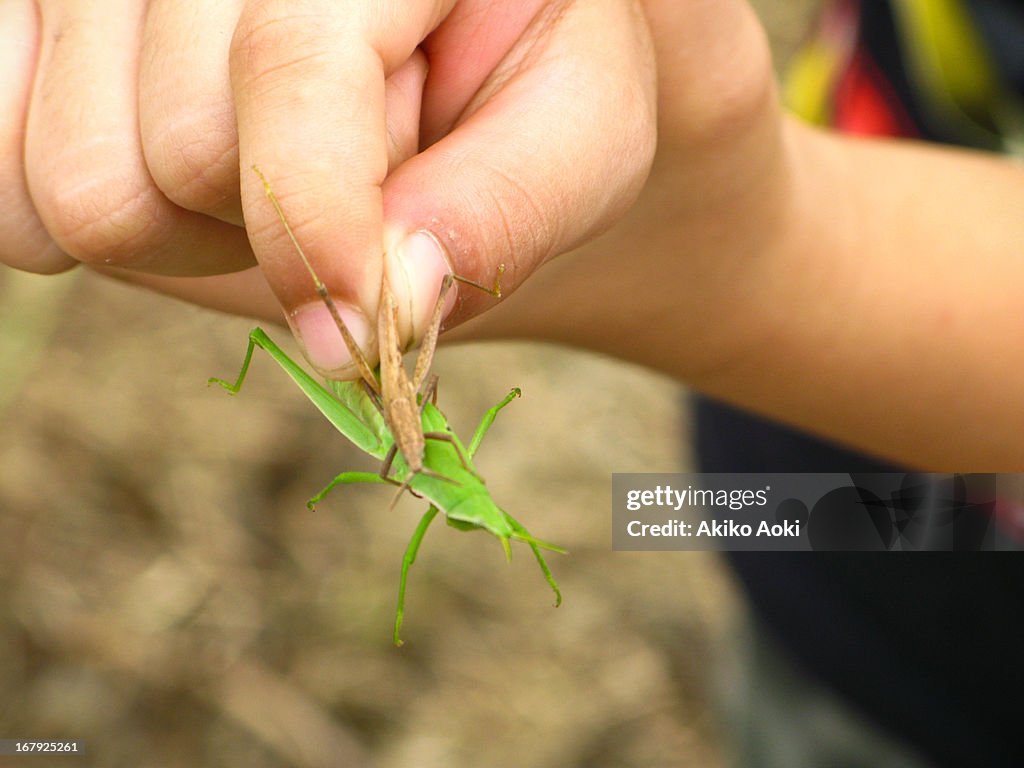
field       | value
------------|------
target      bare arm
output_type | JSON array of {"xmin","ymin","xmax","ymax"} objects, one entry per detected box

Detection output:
[{"xmin": 457, "ymin": 2, "xmax": 1024, "ymax": 470}]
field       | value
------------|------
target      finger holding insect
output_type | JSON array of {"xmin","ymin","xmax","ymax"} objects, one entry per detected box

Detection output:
[
  {"xmin": 380, "ymin": 0, "xmax": 656, "ymax": 340},
  {"xmin": 139, "ymin": 0, "xmax": 427, "ymax": 227},
  {"xmin": 231, "ymin": 0, "xmax": 450, "ymax": 377},
  {"xmin": 94, "ymin": 46, "xmax": 428, "ymax": 317}
]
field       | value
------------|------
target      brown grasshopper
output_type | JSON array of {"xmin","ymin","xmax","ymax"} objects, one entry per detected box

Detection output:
[
  {"xmin": 252, "ymin": 166, "xmax": 501, "ymax": 491},
  {"xmin": 211, "ymin": 169, "xmax": 561, "ymax": 643}
]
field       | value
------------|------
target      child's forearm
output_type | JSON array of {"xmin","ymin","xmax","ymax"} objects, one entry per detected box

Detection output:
[
  {"xmin": 459, "ymin": 117, "xmax": 1024, "ymax": 469},
  {"xmin": 701, "ymin": 120, "xmax": 1024, "ymax": 470}
]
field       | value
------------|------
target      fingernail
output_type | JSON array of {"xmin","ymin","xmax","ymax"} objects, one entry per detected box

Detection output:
[
  {"xmin": 392, "ymin": 231, "xmax": 456, "ymax": 341},
  {"xmin": 288, "ymin": 300, "xmax": 373, "ymax": 377}
]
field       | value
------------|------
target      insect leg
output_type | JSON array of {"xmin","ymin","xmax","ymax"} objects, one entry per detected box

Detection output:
[
  {"xmin": 394, "ymin": 504, "xmax": 441, "ymax": 646},
  {"xmin": 504, "ymin": 512, "xmax": 564, "ymax": 607},
  {"xmin": 451, "ymin": 263, "xmax": 504, "ymax": 298},
  {"xmin": 410, "ymin": 265, "xmax": 504, "ymax": 392},
  {"xmin": 363, "ymin": 377, "xmax": 384, "ymax": 412},
  {"xmin": 415, "ymin": 378, "xmax": 472, "ymax": 472},
  {"xmin": 378, "ymin": 444, "xmax": 402, "ymax": 482},
  {"xmin": 306, "ymin": 471, "xmax": 393, "ymax": 511},
  {"xmin": 376, "ymin": 444, "xmax": 419, "ymax": 509},
  {"xmin": 207, "ymin": 332, "xmax": 260, "ymax": 394},
  {"xmin": 411, "ymin": 275, "xmax": 453, "ymax": 392},
  {"xmin": 467, "ymin": 387, "xmax": 522, "ymax": 457},
  {"xmin": 417, "ymin": 373, "xmax": 439, "ymax": 408}
]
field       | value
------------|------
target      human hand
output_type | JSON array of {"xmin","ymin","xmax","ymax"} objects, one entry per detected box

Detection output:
[
  {"xmin": 461, "ymin": 0, "xmax": 1024, "ymax": 468},
  {"xmin": 456, "ymin": 0, "xmax": 787, "ymax": 371},
  {"xmin": 1, "ymin": 0, "xmax": 656, "ymax": 375}
]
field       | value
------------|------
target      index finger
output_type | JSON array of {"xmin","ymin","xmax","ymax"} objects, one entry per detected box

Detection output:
[{"xmin": 230, "ymin": 0, "xmax": 454, "ymax": 374}]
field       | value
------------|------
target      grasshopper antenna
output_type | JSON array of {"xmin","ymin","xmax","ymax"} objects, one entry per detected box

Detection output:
[{"xmin": 251, "ymin": 165, "xmax": 380, "ymax": 393}]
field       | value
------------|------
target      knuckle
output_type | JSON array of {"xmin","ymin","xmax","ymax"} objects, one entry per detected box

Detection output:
[
  {"xmin": 0, "ymin": 228, "xmax": 74, "ymax": 274},
  {"xmin": 22, "ymin": 246, "xmax": 77, "ymax": 275},
  {"xmin": 38, "ymin": 166, "xmax": 168, "ymax": 267},
  {"xmin": 0, "ymin": 178, "xmax": 75, "ymax": 275},
  {"xmin": 437, "ymin": 154, "xmax": 554, "ymax": 284},
  {"xmin": 672, "ymin": 36, "xmax": 776, "ymax": 150},
  {"xmin": 230, "ymin": 8, "xmax": 333, "ymax": 93},
  {"xmin": 485, "ymin": 165, "xmax": 557, "ymax": 259},
  {"xmin": 144, "ymin": 108, "xmax": 238, "ymax": 213}
]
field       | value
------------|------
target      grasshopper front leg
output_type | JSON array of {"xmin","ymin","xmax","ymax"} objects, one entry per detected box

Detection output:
[
  {"xmin": 306, "ymin": 471, "xmax": 393, "ymax": 511},
  {"xmin": 210, "ymin": 328, "xmax": 386, "ymax": 457},
  {"xmin": 208, "ymin": 333, "xmax": 259, "ymax": 394},
  {"xmin": 468, "ymin": 387, "xmax": 522, "ymax": 457}
]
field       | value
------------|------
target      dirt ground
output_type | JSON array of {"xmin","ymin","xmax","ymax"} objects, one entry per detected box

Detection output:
[{"xmin": 0, "ymin": 4, "xmax": 817, "ymax": 766}]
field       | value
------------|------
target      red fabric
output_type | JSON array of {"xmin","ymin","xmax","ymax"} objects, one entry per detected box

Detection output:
[{"xmin": 833, "ymin": 49, "xmax": 919, "ymax": 138}]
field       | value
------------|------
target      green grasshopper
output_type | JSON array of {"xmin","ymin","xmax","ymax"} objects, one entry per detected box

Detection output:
[{"xmin": 209, "ymin": 168, "xmax": 563, "ymax": 645}]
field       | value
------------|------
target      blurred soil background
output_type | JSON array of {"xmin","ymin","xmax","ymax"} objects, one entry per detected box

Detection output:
[{"xmin": 0, "ymin": 3, "xmax": 817, "ymax": 766}]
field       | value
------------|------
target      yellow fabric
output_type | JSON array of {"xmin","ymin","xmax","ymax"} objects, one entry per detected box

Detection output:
[
  {"xmin": 784, "ymin": 41, "xmax": 846, "ymax": 124},
  {"xmin": 892, "ymin": 0, "xmax": 1020, "ymax": 149},
  {"xmin": 783, "ymin": 0, "xmax": 1024, "ymax": 153},
  {"xmin": 894, "ymin": 0, "xmax": 999, "ymax": 113}
]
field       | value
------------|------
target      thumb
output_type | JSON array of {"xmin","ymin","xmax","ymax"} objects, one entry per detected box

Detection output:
[{"xmin": 382, "ymin": 0, "xmax": 656, "ymax": 345}]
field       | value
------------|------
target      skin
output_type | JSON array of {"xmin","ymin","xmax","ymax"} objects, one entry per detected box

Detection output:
[
  {"xmin": 1, "ymin": 0, "xmax": 656, "ymax": 367},
  {"xmin": 459, "ymin": 1, "xmax": 1024, "ymax": 470},
  {"xmin": 5, "ymin": 1, "xmax": 1024, "ymax": 468}
]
